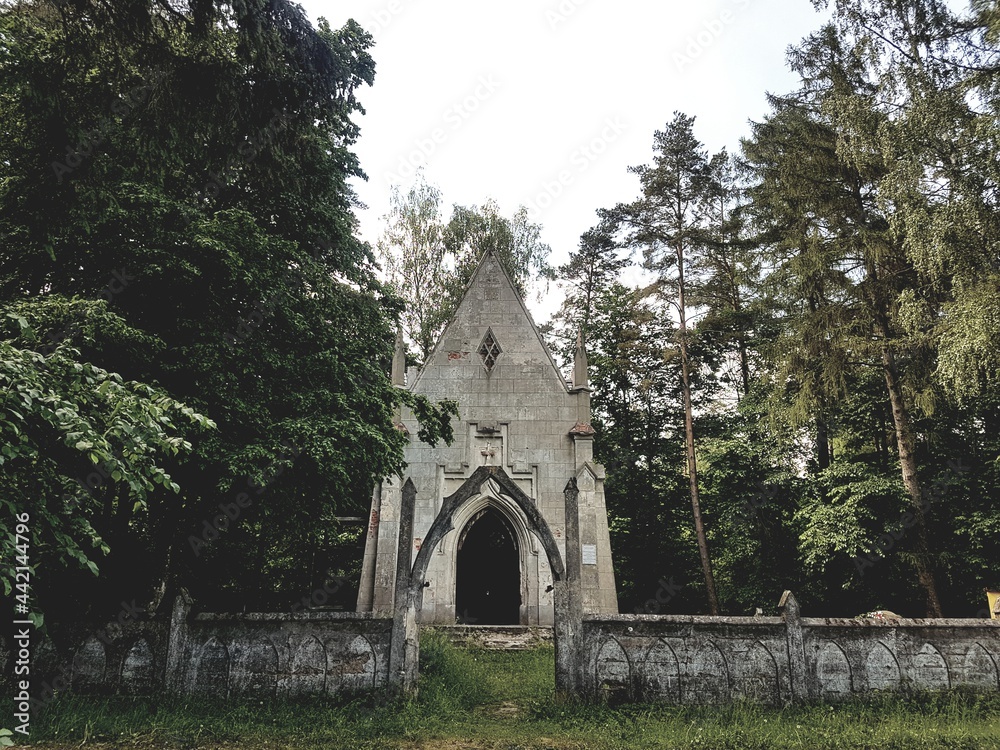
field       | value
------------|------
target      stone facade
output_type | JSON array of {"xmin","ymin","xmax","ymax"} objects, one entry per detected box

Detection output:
[{"xmin": 356, "ymin": 251, "xmax": 619, "ymax": 625}]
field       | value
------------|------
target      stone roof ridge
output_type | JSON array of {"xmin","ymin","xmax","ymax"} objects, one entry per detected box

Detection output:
[{"xmin": 409, "ymin": 248, "xmax": 569, "ymax": 393}]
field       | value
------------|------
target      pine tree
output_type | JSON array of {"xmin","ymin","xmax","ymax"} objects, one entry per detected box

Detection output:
[{"xmin": 606, "ymin": 113, "xmax": 721, "ymax": 615}]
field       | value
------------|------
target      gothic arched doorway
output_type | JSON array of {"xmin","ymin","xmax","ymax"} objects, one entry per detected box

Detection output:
[{"xmin": 455, "ymin": 507, "xmax": 521, "ymax": 625}]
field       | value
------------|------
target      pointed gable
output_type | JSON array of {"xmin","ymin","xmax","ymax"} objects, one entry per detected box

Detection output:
[{"xmin": 410, "ymin": 251, "xmax": 568, "ymax": 395}]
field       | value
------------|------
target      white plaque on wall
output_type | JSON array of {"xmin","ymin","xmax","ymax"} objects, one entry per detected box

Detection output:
[{"xmin": 582, "ymin": 544, "xmax": 597, "ymax": 565}]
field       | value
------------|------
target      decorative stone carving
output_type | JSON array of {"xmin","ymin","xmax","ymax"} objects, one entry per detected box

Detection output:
[
  {"xmin": 194, "ymin": 638, "xmax": 230, "ymax": 696},
  {"xmin": 685, "ymin": 641, "xmax": 730, "ymax": 704},
  {"xmin": 71, "ymin": 636, "xmax": 106, "ymax": 694},
  {"xmin": 865, "ymin": 642, "xmax": 900, "ymax": 692},
  {"xmin": 733, "ymin": 641, "xmax": 780, "ymax": 704},
  {"xmin": 595, "ymin": 638, "xmax": 630, "ymax": 700},
  {"xmin": 290, "ymin": 636, "xmax": 326, "ymax": 695},
  {"xmin": 230, "ymin": 638, "xmax": 278, "ymax": 698},
  {"xmin": 121, "ymin": 638, "xmax": 155, "ymax": 694},
  {"xmin": 912, "ymin": 642, "xmax": 949, "ymax": 690},
  {"xmin": 816, "ymin": 641, "xmax": 852, "ymax": 700},
  {"xmin": 640, "ymin": 639, "xmax": 681, "ymax": 702}
]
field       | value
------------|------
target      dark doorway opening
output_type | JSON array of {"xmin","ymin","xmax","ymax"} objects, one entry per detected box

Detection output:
[{"xmin": 455, "ymin": 508, "xmax": 521, "ymax": 625}]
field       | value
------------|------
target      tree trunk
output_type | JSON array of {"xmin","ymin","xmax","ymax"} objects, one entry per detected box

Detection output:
[
  {"xmin": 677, "ymin": 246, "xmax": 720, "ymax": 615},
  {"xmin": 881, "ymin": 342, "xmax": 943, "ymax": 617},
  {"xmin": 862, "ymin": 244, "xmax": 943, "ymax": 617},
  {"xmin": 738, "ymin": 336, "xmax": 751, "ymax": 399},
  {"xmin": 816, "ymin": 416, "xmax": 831, "ymax": 471}
]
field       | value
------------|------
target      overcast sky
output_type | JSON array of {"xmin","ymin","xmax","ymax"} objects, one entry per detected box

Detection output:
[{"xmin": 297, "ymin": 0, "xmax": 829, "ymax": 321}]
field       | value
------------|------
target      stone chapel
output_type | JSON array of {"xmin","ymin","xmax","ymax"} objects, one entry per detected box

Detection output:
[{"xmin": 356, "ymin": 250, "xmax": 618, "ymax": 626}]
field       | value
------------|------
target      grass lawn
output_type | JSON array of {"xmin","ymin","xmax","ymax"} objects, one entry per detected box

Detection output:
[{"xmin": 21, "ymin": 630, "xmax": 1000, "ymax": 749}]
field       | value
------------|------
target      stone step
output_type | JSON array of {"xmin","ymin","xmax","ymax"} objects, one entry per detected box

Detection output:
[{"xmin": 425, "ymin": 625, "xmax": 554, "ymax": 650}]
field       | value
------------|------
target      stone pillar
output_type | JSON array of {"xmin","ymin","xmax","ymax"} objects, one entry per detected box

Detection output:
[
  {"xmin": 371, "ymin": 479, "xmax": 402, "ymax": 614},
  {"xmin": 391, "ymin": 329, "xmax": 406, "ymax": 387},
  {"xmin": 356, "ymin": 482, "xmax": 382, "ymax": 612},
  {"xmin": 555, "ymin": 477, "xmax": 584, "ymax": 696},
  {"xmin": 780, "ymin": 590, "xmax": 808, "ymax": 702},
  {"xmin": 165, "ymin": 590, "xmax": 192, "ymax": 692},
  {"xmin": 389, "ymin": 478, "xmax": 419, "ymax": 696}
]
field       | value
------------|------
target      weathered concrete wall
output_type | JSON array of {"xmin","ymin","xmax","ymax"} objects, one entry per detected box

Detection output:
[
  {"xmin": 583, "ymin": 600, "xmax": 1000, "ymax": 704},
  {"xmin": 174, "ymin": 612, "xmax": 392, "ymax": 697},
  {"xmin": 17, "ymin": 590, "xmax": 1000, "ymax": 705},
  {"xmin": 24, "ymin": 597, "xmax": 393, "ymax": 700}
]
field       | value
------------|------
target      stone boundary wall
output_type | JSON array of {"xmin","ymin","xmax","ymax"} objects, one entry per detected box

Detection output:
[
  {"xmin": 9, "ymin": 590, "xmax": 999, "ymax": 705},
  {"xmin": 17, "ymin": 595, "xmax": 393, "ymax": 701},
  {"xmin": 582, "ymin": 595, "xmax": 1000, "ymax": 704}
]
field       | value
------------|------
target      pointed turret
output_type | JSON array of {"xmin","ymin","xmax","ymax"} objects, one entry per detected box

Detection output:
[
  {"xmin": 569, "ymin": 328, "xmax": 594, "ymax": 436},
  {"xmin": 391, "ymin": 329, "xmax": 406, "ymax": 387},
  {"xmin": 572, "ymin": 328, "xmax": 590, "ymax": 392}
]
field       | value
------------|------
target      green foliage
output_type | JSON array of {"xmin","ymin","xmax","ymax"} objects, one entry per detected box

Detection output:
[
  {"xmin": 796, "ymin": 461, "xmax": 907, "ymax": 574},
  {"xmin": 444, "ymin": 200, "xmax": 555, "ymax": 299},
  {"xmin": 376, "ymin": 174, "xmax": 450, "ymax": 362},
  {"xmin": 0, "ymin": 0, "xmax": 454, "ymax": 613},
  {"xmin": 545, "ymin": 222, "xmax": 629, "ymax": 367},
  {"xmin": 699, "ymin": 426, "xmax": 803, "ymax": 614},
  {"xmin": 0, "ymin": 297, "xmax": 212, "ymax": 599},
  {"xmin": 547, "ymin": 2, "xmax": 1000, "ymax": 618},
  {"xmin": 377, "ymin": 174, "xmax": 553, "ymax": 363}
]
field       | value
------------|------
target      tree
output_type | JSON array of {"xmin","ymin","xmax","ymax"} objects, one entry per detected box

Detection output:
[
  {"xmin": 606, "ymin": 113, "xmax": 721, "ymax": 614},
  {"xmin": 817, "ymin": 0, "xmax": 1000, "ymax": 402},
  {"xmin": 0, "ymin": 0, "xmax": 454, "ymax": 612},
  {"xmin": 742, "ymin": 13, "xmax": 973, "ymax": 615},
  {"xmin": 377, "ymin": 173, "xmax": 449, "ymax": 362},
  {"xmin": 585, "ymin": 283, "xmax": 697, "ymax": 612},
  {"xmin": 742, "ymin": 93, "xmax": 859, "ymax": 473},
  {"xmin": 443, "ymin": 200, "xmax": 554, "ymax": 315},
  {"xmin": 546, "ymin": 221, "xmax": 629, "ymax": 368},
  {"xmin": 693, "ymin": 150, "xmax": 765, "ymax": 403},
  {"xmin": 1, "ymin": 298, "xmax": 212, "ymax": 609},
  {"xmin": 376, "ymin": 182, "xmax": 553, "ymax": 365}
]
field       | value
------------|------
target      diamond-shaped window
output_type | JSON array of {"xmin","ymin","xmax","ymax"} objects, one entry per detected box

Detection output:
[{"xmin": 478, "ymin": 328, "xmax": 502, "ymax": 373}]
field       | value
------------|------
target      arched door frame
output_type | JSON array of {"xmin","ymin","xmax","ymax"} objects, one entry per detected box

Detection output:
[
  {"xmin": 444, "ymin": 474, "xmax": 548, "ymax": 625},
  {"xmin": 408, "ymin": 466, "xmax": 565, "ymax": 612},
  {"xmin": 390, "ymin": 467, "xmax": 580, "ymax": 697}
]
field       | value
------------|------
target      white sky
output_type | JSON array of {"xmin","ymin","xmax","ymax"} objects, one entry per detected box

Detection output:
[{"xmin": 297, "ymin": 0, "xmax": 829, "ymax": 322}]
